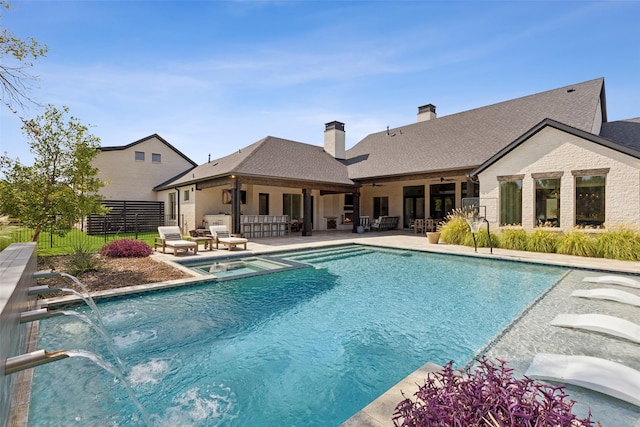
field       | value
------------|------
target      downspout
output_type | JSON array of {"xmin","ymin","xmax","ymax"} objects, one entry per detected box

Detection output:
[{"xmin": 174, "ymin": 187, "xmax": 181, "ymax": 231}]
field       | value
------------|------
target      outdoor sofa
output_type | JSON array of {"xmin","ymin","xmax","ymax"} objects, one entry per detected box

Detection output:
[{"xmin": 371, "ymin": 216, "xmax": 400, "ymax": 231}]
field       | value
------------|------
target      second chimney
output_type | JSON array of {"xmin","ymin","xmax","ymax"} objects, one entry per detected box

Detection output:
[
  {"xmin": 417, "ymin": 104, "xmax": 437, "ymax": 122},
  {"xmin": 324, "ymin": 121, "xmax": 345, "ymax": 160}
]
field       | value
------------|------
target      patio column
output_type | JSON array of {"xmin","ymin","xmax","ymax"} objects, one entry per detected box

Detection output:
[
  {"xmin": 352, "ymin": 190, "xmax": 360, "ymax": 233},
  {"xmin": 231, "ymin": 177, "xmax": 241, "ymax": 235},
  {"xmin": 302, "ymin": 188, "xmax": 312, "ymax": 236}
]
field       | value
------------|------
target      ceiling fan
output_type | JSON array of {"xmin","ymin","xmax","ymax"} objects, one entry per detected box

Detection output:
[
  {"xmin": 439, "ymin": 177, "xmax": 455, "ymax": 183},
  {"xmin": 371, "ymin": 182, "xmax": 385, "ymax": 187}
]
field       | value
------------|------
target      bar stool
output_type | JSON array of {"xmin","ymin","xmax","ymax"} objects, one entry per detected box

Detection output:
[
  {"xmin": 267, "ymin": 215, "xmax": 278, "ymax": 237},
  {"xmin": 276, "ymin": 215, "xmax": 288, "ymax": 236},
  {"xmin": 242, "ymin": 215, "xmax": 254, "ymax": 238},
  {"xmin": 254, "ymin": 215, "xmax": 266, "ymax": 238}
]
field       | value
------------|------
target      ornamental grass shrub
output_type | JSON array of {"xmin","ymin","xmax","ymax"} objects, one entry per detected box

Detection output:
[
  {"xmin": 526, "ymin": 230, "xmax": 559, "ymax": 253},
  {"xmin": 68, "ymin": 240, "xmax": 102, "ymax": 276},
  {"xmin": 440, "ymin": 217, "xmax": 470, "ymax": 245},
  {"xmin": 100, "ymin": 238, "xmax": 152, "ymax": 258},
  {"xmin": 393, "ymin": 357, "xmax": 596, "ymax": 427},
  {"xmin": 498, "ymin": 229, "xmax": 528, "ymax": 251},
  {"xmin": 595, "ymin": 226, "xmax": 640, "ymax": 261},
  {"xmin": 462, "ymin": 228, "xmax": 500, "ymax": 249},
  {"xmin": 556, "ymin": 231, "xmax": 598, "ymax": 258}
]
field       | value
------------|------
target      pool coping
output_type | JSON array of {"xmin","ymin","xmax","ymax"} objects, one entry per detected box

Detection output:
[{"xmin": 28, "ymin": 234, "xmax": 640, "ymax": 426}]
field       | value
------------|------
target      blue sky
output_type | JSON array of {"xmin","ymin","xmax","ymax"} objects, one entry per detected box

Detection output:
[{"xmin": 1, "ymin": 0, "xmax": 639, "ymax": 166}]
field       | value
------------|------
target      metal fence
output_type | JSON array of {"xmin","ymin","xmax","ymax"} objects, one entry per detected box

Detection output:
[{"xmin": 6, "ymin": 221, "xmax": 166, "ymax": 254}]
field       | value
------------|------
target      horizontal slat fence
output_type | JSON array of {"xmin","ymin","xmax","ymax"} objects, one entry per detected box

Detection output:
[{"xmin": 87, "ymin": 201, "xmax": 165, "ymax": 234}]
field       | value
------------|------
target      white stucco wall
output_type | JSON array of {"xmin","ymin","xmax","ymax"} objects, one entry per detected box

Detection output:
[
  {"xmin": 94, "ymin": 136, "xmax": 194, "ymax": 201},
  {"xmin": 478, "ymin": 126, "xmax": 640, "ymax": 231}
]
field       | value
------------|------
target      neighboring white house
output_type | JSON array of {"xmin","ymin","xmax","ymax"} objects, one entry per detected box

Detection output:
[
  {"xmin": 94, "ymin": 78, "xmax": 640, "ymax": 235},
  {"xmin": 94, "ymin": 134, "xmax": 197, "ymax": 201}
]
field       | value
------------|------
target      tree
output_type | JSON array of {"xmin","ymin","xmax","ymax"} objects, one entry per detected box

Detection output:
[
  {"xmin": 0, "ymin": 105, "xmax": 107, "ymax": 241},
  {"xmin": 0, "ymin": 0, "xmax": 48, "ymax": 115}
]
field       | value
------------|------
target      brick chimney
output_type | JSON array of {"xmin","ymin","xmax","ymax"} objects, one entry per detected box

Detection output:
[
  {"xmin": 417, "ymin": 104, "xmax": 437, "ymax": 122},
  {"xmin": 324, "ymin": 121, "xmax": 345, "ymax": 160}
]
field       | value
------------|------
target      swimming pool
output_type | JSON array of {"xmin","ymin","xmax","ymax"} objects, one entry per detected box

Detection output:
[{"xmin": 31, "ymin": 245, "xmax": 566, "ymax": 426}]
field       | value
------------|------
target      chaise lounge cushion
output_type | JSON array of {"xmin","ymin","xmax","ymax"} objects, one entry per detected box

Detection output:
[
  {"xmin": 209, "ymin": 225, "xmax": 248, "ymax": 251},
  {"xmin": 156, "ymin": 226, "xmax": 198, "ymax": 255}
]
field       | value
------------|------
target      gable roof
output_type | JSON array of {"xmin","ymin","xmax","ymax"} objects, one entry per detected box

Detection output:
[
  {"xmin": 345, "ymin": 78, "xmax": 606, "ymax": 180},
  {"xmin": 156, "ymin": 136, "xmax": 354, "ymax": 190},
  {"xmin": 600, "ymin": 117, "xmax": 640, "ymax": 152},
  {"xmin": 100, "ymin": 133, "xmax": 198, "ymax": 167},
  {"xmin": 471, "ymin": 118, "xmax": 640, "ymax": 177}
]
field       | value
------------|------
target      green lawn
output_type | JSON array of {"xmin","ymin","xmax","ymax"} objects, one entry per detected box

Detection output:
[{"xmin": 4, "ymin": 228, "xmax": 158, "ymax": 256}]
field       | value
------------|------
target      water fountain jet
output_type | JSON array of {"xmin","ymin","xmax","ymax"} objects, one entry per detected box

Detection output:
[
  {"xmin": 4, "ymin": 349, "xmax": 69, "ymax": 375},
  {"xmin": 20, "ymin": 308, "xmax": 63, "ymax": 322}
]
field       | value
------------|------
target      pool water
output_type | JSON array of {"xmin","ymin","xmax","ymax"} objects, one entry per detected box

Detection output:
[{"xmin": 30, "ymin": 245, "xmax": 566, "ymax": 426}]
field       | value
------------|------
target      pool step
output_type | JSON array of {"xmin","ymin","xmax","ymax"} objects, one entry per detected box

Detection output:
[
  {"xmin": 280, "ymin": 246, "xmax": 368, "ymax": 261},
  {"xmin": 282, "ymin": 246, "xmax": 373, "ymax": 264}
]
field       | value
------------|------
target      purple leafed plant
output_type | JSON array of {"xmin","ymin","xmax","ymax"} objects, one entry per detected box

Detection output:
[
  {"xmin": 393, "ymin": 357, "xmax": 596, "ymax": 427},
  {"xmin": 99, "ymin": 239, "xmax": 152, "ymax": 258}
]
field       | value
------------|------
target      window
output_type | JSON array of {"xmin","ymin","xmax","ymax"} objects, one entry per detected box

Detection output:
[
  {"xmin": 259, "ymin": 193, "xmax": 269, "ymax": 215},
  {"xmin": 184, "ymin": 190, "xmax": 190, "ymax": 202},
  {"xmin": 575, "ymin": 173, "xmax": 606, "ymax": 227},
  {"xmin": 373, "ymin": 196, "xmax": 389, "ymax": 219},
  {"xmin": 499, "ymin": 177, "xmax": 522, "ymax": 226},
  {"xmin": 135, "ymin": 151, "xmax": 145, "ymax": 161},
  {"xmin": 169, "ymin": 192, "xmax": 177, "ymax": 220},
  {"xmin": 283, "ymin": 193, "xmax": 301, "ymax": 220},
  {"xmin": 152, "ymin": 153, "xmax": 161, "ymax": 163},
  {"xmin": 535, "ymin": 177, "xmax": 561, "ymax": 227}
]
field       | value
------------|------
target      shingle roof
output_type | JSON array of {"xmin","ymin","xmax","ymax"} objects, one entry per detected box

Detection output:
[
  {"xmin": 600, "ymin": 117, "xmax": 640, "ymax": 152},
  {"xmin": 345, "ymin": 78, "xmax": 605, "ymax": 180},
  {"xmin": 159, "ymin": 136, "xmax": 354, "ymax": 189}
]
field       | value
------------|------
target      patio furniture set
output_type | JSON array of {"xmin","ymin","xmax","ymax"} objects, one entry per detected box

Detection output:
[{"xmin": 155, "ymin": 225, "xmax": 248, "ymax": 256}]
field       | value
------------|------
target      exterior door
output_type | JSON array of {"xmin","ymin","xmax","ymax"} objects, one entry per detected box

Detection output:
[
  {"xmin": 430, "ymin": 183, "xmax": 455, "ymax": 221},
  {"xmin": 403, "ymin": 185, "xmax": 425, "ymax": 228}
]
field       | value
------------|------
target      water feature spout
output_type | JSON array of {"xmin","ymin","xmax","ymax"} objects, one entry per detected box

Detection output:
[
  {"xmin": 33, "ymin": 270, "xmax": 62, "ymax": 279},
  {"xmin": 28, "ymin": 285, "xmax": 63, "ymax": 296},
  {"xmin": 20, "ymin": 308, "xmax": 63, "ymax": 323},
  {"xmin": 4, "ymin": 349, "xmax": 69, "ymax": 375}
]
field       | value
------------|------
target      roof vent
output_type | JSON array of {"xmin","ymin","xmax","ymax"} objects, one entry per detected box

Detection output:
[
  {"xmin": 417, "ymin": 104, "xmax": 436, "ymax": 122},
  {"xmin": 567, "ymin": 88, "xmax": 576, "ymax": 93}
]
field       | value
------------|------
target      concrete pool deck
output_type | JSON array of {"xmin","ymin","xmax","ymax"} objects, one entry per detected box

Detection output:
[{"xmin": 38, "ymin": 231, "xmax": 640, "ymax": 426}]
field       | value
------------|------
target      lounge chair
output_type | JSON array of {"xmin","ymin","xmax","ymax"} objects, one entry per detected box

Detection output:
[
  {"xmin": 525, "ymin": 353, "xmax": 640, "ymax": 407},
  {"xmin": 572, "ymin": 288, "xmax": 640, "ymax": 307},
  {"xmin": 551, "ymin": 313, "xmax": 640, "ymax": 344},
  {"xmin": 583, "ymin": 275, "xmax": 640, "ymax": 289},
  {"xmin": 155, "ymin": 226, "xmax": 198, "ymax": 255},
  {"xmin": 209, "ymin": 225, "xmax": 248, "ymax": 251}
]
